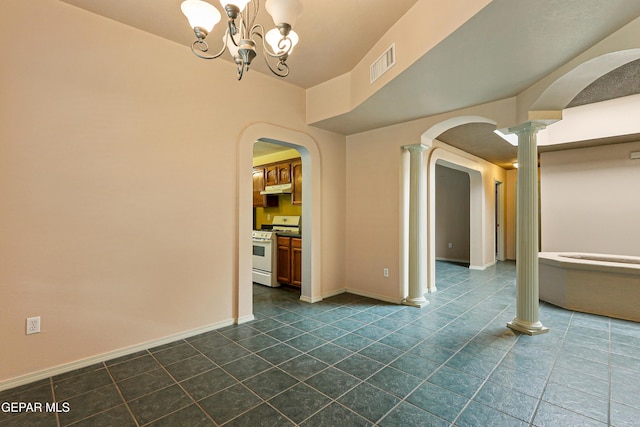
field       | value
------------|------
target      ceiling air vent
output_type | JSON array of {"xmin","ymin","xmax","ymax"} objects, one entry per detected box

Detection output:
[{"xmin": 370, "ymin": 44, "xmax": 396, "ymax": 84}]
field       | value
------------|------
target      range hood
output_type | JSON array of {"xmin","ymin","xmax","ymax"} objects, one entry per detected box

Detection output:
[{"xmin": 260, "ymin": 183, "xmax": 292, "ymax": 195}]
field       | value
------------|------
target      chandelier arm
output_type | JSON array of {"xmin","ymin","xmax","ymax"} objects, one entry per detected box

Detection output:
[
  {"xmin": 251, "ymin": 24, "xmax": 292, "ymax": 60},
  {"xmin": 190, "ymin": 29, "xmax": 231, "ymax": 60},
  {"xmin": 228, "ymin": 19, "xmax": 240, "ymax": 47},
  {"xmin": 264, "ymin": 56, "xmax": 290, "ymax": 78},
  {"xmin": 246, "ymin": 0, "xmax": 258, "ymax": 32},
  {"xmin": 248, "ymin": 25, "xmax": 289, "ymax": 78}
]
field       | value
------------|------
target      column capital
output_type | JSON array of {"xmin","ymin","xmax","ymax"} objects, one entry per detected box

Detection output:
[
  {"xmin": 504, "ymin": 120, "xmax": 557, "ymax": 136},
  {"xmin": 402, "ymin": 143, "xmax": 430, "ymax": 153}
]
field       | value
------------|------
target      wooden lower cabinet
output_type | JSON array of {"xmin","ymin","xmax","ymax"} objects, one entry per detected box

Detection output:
[
  {"xmin": 291, "ymin": 237, "xmax": 302, "ymax": 287},
  {"xmin": 277, "ymin": 236, "xmax": 302, "ymax": 287},
  {"xmin": 276, "ymin": 237, "xmax": 291, "ymax": 284}
]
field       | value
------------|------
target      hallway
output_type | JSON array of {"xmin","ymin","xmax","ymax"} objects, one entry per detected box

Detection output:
[{"xmin": 2, "ymin": 262, "xmax": 639, "ymax": 426}]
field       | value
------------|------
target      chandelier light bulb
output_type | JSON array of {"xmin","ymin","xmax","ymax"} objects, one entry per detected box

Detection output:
[
  {"xmin": 181, "ymin": 0, "xmax": 221, "ymax": 33},
  {"xmin": 265, "ymin": 0, "xmax": 303, "ymax": 27},
  {"xmin": 266, "ymin": 28, "xmax": 298, "ymax": 55}
]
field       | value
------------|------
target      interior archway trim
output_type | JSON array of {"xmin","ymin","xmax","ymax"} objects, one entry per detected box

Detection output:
[
  {"xmin": 531, "ymin": 49, "xmax": 640, "ymax": 111},
  {"xmin": 236, "ymin": 123, "xmax": 323, "ymax": 323}
]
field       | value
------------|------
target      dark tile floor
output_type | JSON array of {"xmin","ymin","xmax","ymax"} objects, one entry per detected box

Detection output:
[{"xmin": 2, "ymin": 261, "xmax": 640, "ymax": 426}]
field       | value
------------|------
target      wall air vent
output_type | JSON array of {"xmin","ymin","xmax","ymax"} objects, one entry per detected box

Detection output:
[{"xmin": 370, "ymin": 44, "xmax": 396, "ymax": 84}]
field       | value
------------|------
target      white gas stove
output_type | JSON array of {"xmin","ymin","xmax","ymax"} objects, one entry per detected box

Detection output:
[{"xmin": 252, "ymin": 216, "xmax": 300, "ymax": 287}]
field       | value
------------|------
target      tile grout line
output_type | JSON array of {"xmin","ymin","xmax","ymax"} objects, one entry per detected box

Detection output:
[
  {"xmin": 102, "ymin": 361, "xmax": 142, "ymax": 427},
  {"xmin": 375, "ymin": 274, "xmax": 523, "ymax": 425},
  {"xmin": 49, "ymin": 376, "xmax": 61, "ymax": 427},
  {"xmin": 143, "ymin": 342, "xmax": 220, "ymax": 426},
  {"xmin": 526, "ymin": 311, "xmax": 575, "ymax": 426}
]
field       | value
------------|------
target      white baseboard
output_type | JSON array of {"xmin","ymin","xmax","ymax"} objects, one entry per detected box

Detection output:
[
  {"xmin": 301, "ymin": 287, "xmax": 402, "ymax": 305},
  {"xmin": 322, "ymin": 288, "xmax": 347, "ymax": 299},
  {"xmin": 0, "ymin": 319, "xmax": 235, "ymax": 393},
  {"xmin": 345, "ymin": 288, "xmax": 403, "ymax": 305},
  {"xmin": 299, "ymin": 295, "xmax": 323, "ymax": 303},
  {"xmin": 469, "ymin": 260, "xmax": 496, "ymax": 270},
  {"xmin": 436, "ymin": 257, "xmax": 470, "ymax": 264},
  {"xmin": 236, "ymin": 315, "xmax": 255, "ymax": 325}
]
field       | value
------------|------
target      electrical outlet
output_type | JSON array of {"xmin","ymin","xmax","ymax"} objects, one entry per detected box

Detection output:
[
  {"xmin": 26, "ymin": 316, "xmax": 40, "ymax": 335},
  {"xmin": 383, "ymin": 268, "xmax": 389, "ymax": 277},
  {"xmin": 448, "ymin": 242, "xmax": 453, "ymax": 249}
]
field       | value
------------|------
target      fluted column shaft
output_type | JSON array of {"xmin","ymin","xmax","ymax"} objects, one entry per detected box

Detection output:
[
  {"xmin": 507, "ymin": 122, "xmax": 548, "ymax": 335},
  {"xmin": 403, "ymin": 144, "xmax": 429, "ymax": 308}
]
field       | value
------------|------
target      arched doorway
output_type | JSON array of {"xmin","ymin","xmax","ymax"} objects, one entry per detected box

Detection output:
[
  {"xmin": 237, "ymin": 124, "xmax": 322, "ymax": 324},
  {"xmin": 402, "ymin": 116, "xmax": 498, "ymax": 297}
]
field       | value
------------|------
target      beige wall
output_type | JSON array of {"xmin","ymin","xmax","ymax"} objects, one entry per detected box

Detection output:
[
  {"xmin": 435, "ymin": 165, "xmax": 470, "ymax": 262},
  {"xmin": 540, "ymin": 141, "xmax": 640, "ymax": 257},
  {"xmin": 0, "ymin": 0, "xmax": 346, "ymax": 386},
  {"xmin": 345, "ymin": 100, "xmax": 511, "ymax": 302},
  {"xmin": 306, "ymin": 0, "xmax": 492, "ymax": 125}
]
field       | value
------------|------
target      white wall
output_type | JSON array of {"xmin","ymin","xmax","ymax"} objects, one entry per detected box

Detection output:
[{"xmin": 540, "ymin": 141, "xmax": 640, "ymax": 256}]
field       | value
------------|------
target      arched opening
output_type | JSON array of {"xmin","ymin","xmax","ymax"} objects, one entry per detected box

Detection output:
[
  {"xmin": 428, "ymin": 153, "xmax": 485, "ymax": 291},
  {"xmin": 402, "ymin": 116, "xmax": 496, "ymax": 297},
  {"xmin": 237, "ymin": 124, "xmax": 322, "ymax": 324},
  {"xmin": 530, "ymin": 49, "xmax": 640, "ymax": 112}
]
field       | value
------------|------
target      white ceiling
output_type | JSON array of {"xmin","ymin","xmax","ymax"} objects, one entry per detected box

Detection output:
[{"xmin": 59, "ymin": 0, "xmax": 640, "ymax": 165}]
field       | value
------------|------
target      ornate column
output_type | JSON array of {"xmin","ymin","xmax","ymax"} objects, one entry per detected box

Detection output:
[
  {"xmin": 506, "ymin": 122, "xmax": 549, "ymax": 335},
  {"xmin": 402, "ymin": 144, "xmax": 429, "ymax": 308}
]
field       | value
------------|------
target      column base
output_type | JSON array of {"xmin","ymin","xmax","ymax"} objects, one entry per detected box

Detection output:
[
  {"xmin": 507, "ymin": 318, "xmax": 549, "ymax": 336},
  {"xmin": 402, "ymin": 297, "xmax": 429, "ymax": 308}
]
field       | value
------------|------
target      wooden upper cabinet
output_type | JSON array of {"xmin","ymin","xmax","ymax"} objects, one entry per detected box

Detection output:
[
  {"xmin": 254, "ymin": 158, "xmax": 301, "ymax": 206},
  {"xmin": 253, "ymin": 167, "xmax": 277, "ymax": 208},
  {"xmin": 265, "ymin": 162, "xmax": 291, "ymax": 186},
  {"xmin": 278, "ymin": 163, "xmax": 291, "ymax": 184},
  {"xmin": 291, "ymin": 160, "xmax": 302, "ymax": 205},
  {"xmin": 252, "ymin": 168, "xmax": 266, "ymax": 207},
  {"xmin": 265, "ymin": 165, "xmax": 279, "ymax": 186}
]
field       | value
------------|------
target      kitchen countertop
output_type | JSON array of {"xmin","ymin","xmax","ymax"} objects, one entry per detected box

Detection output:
[{"xmin": 275, "ymin": 232, "xmax": 302, "ymax": 239}]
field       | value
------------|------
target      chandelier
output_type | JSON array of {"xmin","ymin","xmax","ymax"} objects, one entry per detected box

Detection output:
[{"xmin": 181, "ymin": 0, "xmax": 303, "ymax": 80}]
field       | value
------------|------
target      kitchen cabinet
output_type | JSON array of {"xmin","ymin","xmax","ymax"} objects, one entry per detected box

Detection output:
[
  {"xmin": 291, "ymin": 160, "xmax": 302, "ymax": 205},
  {"xmin": 277, "ymin": 236, "xmax": 302, "ymax": 287},
  {"xmin": 266, "ymin": 162, "xmax": 291, "ymax": 186},
  {"xmin": 254, "ymin": 158, "xmax": 301, "ymax": 205},
  {"xmin": 291, "ymin": 237, "xmax": 302, "ymax": 287},
  {"xmin": 253, "ymin": 167, "xmax": 278, "ymax": 208}
]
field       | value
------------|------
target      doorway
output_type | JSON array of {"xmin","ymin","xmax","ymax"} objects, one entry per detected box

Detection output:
[
  {"xmin": 252, "ymin": 141, "xmax": 303, "ymax": 291},
  {"xmin": 435, "ymin": 164, "xmax": 470, "ymax": 267},
  {"xmin": 237, "ymin": 124, "xmax": 322, "ymax": 324}
]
